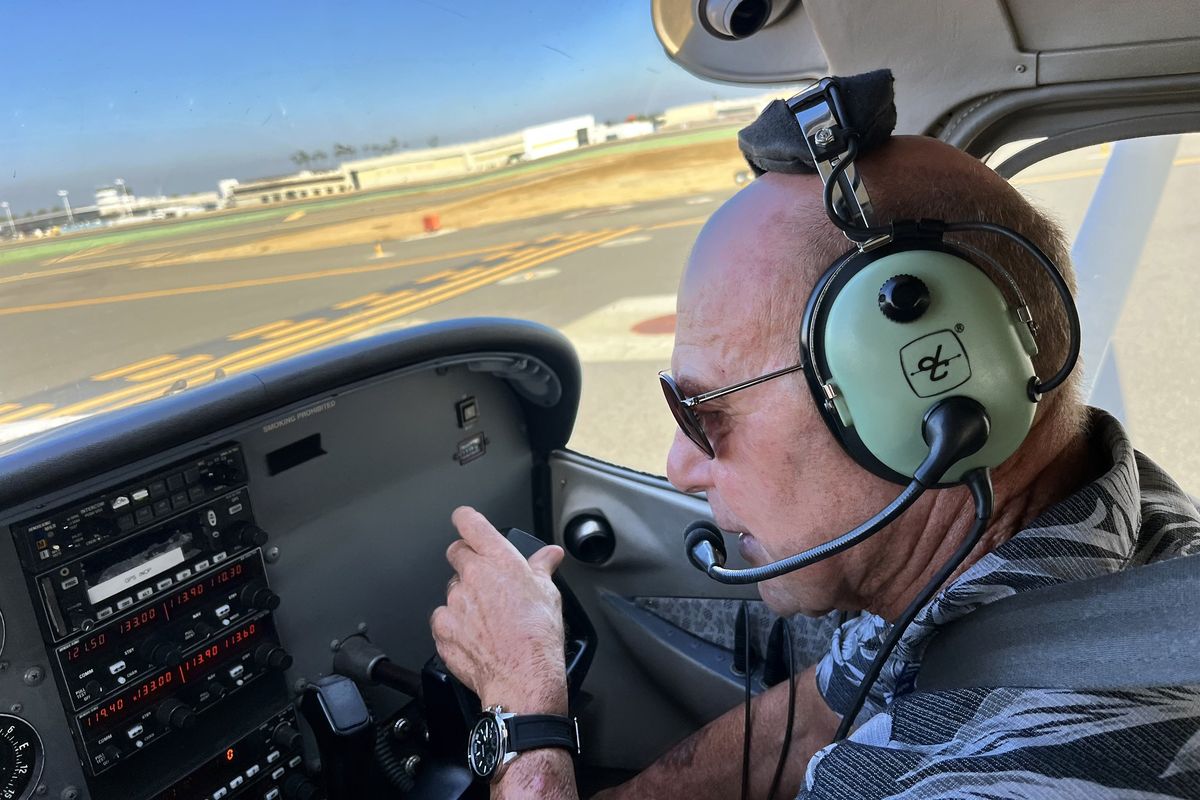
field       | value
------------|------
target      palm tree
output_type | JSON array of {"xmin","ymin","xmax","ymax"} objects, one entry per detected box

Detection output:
[{"xmin": 290, "ymin": 150, "xmax": 311, "ymax": 168}]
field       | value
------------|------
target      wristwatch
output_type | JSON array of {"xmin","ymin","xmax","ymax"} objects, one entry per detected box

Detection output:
[{"xmin": 467, "ymin": 705, "xmax": 581, "ymax": 783}]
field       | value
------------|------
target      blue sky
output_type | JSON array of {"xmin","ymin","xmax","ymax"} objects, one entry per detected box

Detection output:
[{"xmin": 0, "ymin": 1, "xmax": 775, "ymax": 214}]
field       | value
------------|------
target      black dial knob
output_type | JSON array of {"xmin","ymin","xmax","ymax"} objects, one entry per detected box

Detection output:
[
  {"xmin": 193, "ymin": 621, "xmax": 215, "ymax": 639},
  {"xmin": 202, "ymin": 462, "xmax": 243, "ymax": 489},
  {"xmin": 282, "ymin": 773, "xmax": 319, "ymax": 800},
  {"xmin": 207, "ymin": 681, "xmax": 227, "ymax": 700},
  {"xmin": 239, "ymin": 582, "xmax": 281, "ymax": 611},
  {"xmin": 233, "ymin": 522, "xmax": 269, "ymax": 549},
  {"xmin": 140, "ymin": 638, "xmax": 183, "ymax": 667},
  {"xmin": 85, "ymin": 679, "xmax": 104, "ymax": 697},
  {"xmin": 273, "ymin": 723, "xmax": 304, "ymax": 751},
  {"xmin": 102, "ymin": 744, "xmax": 121, "ymax": 764},
  {"xmin": 255, "ymin": 643, "xmax": 294, "ymax": 671},
  {"xmin": 878, "ymin": 274, "xmax": 931, "ymax": 322},
  {"xmin": 156, "ymin": 698, "xmax": 196, "ymax": 730}
]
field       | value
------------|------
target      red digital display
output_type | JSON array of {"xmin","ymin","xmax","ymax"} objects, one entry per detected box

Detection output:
[
  {"xmin": 65, "ymin": 632, "xmax": 108, "ymax": 662},
  {"xmin": 80, "ymin": 617, "xmax": 266, "ymax": 733},
  {"xmin": 119, "ymin": 607, "xmax": 158, "ymax": 635},
  {"xmin": 179, "ymin": 622, "xmax": 259, "ymax": 681}
]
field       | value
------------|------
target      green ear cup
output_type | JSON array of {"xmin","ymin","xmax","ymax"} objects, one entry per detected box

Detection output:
[{"xmin": 822, "ymin": 249, "xmax": 1036, "ymax": 482}]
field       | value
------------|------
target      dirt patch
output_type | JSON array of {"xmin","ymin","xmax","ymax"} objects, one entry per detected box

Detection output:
[{"xmin": 168, "ymin": 138, "xmax": 746, "ymax": 265}]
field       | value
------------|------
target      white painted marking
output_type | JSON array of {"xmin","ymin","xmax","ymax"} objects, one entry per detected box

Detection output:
[
  {"xmin": 685, "ymin": 196, "xmax": 714, "ymax": 205},
  {"xmin": 598, "ymin": 235, "xmax": 652, "ymax": 248},
  {"xmin": 561, "ymin": 295, "xmax": 677, "ymax": 363},
  {"xmin": 498, "ymin": 268, "xmax": 560, "ymax": 285},
  {"xmin": 402, "ymin": 228, "xmax": 458, "ymax": 242},
  {"xmin": 606, "ymin": 204, "xmax": 634, "ymax": 212}
]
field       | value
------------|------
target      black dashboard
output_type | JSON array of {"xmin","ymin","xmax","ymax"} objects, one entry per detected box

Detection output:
[{"xmin": 0, "ymin": 319, "xmax": 579, "ymax": 800}]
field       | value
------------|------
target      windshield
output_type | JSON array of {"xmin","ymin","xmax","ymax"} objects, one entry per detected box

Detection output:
[{"xmin": 0, "ymin": 2, "xmax": 789, "ymax": 465}]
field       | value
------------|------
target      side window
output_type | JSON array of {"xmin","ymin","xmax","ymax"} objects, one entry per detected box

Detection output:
[{"xmin": 1009, "ymin": 134, "xmax": 1200, "ymax": 491}]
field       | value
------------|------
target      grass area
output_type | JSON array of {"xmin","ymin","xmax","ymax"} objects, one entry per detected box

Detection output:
[{"xmin": 0, "ymin": 125, "xmax": 741, "ymax": 267}]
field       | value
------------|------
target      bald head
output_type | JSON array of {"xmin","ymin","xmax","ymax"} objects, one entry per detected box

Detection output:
[{"xmin": 679, "ymin": 135, "xmax": 1081, "ymax": 431}]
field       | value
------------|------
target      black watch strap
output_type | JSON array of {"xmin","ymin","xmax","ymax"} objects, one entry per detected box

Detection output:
[{"xmin": 505, "ymin": 714, "xmax": 580, "ymax": 755}]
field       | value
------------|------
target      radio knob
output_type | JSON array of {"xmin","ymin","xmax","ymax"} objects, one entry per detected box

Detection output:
[
  {"xmin": 232, "ymin": 522, "xmax": 269, "ymax": 549},
  {"xmin": 282, "ymin": 774, "xmax": 319, "ymax": 800},
  {"xmin": 156, "ymin": 698, "xmax": 197, "ymax": 730},
  {"xmin": 272, "ymin": 723, "xmax": 304, "ymax": 752},
  {"xmin": 140, "ymin": 638, "xmax": 183, "ymax": 667},
  {"xmin": 85, "ymin": 680, "xmax": 104, "ymax": 697},
  {"xmin": 207, "ymin": 681, "xmax": 227, "ymax": 700},
  {"xmin": 239, "ymin": 582, "xmax": 281, "ymax": 611},
  {"xmin": 255, "ymin": 643, "xmax": 293, "ymax": 671},
  {"xmin": 102, "ymin": 744, "xmax": 121, "ymax": 764},
  {"xmin": 193, "ymin": 621, "xmax": 215, "ymax": 639}
]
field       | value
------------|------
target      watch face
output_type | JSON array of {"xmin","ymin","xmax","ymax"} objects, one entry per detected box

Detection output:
[{"xmin": 468, "ymin": 715, "xmax": 503, "ymax": 779}]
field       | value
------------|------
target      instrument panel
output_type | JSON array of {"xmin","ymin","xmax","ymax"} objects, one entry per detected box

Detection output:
[{"xmin": 0, "ymin": 322, "xmax": 578, "ymax": 799}]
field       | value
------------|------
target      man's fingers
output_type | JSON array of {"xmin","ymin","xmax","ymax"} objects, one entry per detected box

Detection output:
[
  {"xmin": 529, "ymin": 544, "xmax": 565, "ymax": 577},
  {"xmin": 451, "ymin": 506, "xmax": 515, "ymax": 558},
  {"xmin": 446, "ymin": 539, "xmax": 476, "ymax": 573},
  {"xmin": 430, "ymin": 606, "xmax": 456, "ymax": 644}
]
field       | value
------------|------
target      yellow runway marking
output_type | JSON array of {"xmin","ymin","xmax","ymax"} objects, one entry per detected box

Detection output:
[
  {"xmin": 333, "ymin": 293, "xmax": 383, "ymax": 310},
  {"xmin": 367, "ymin": 291, "xmax": 414, "ymax": 306},
  {"xmin": 0, "ymin": 240, "xmax": 526, "ymax": 317},
  {"xmin": 228, "ymin": 320, "xmax": 294, "ymax": 340},
  {"xmin": 126, "ymin": 354, "xmax": 212, "ymax": 382},
  {"xmin": 91, "ymin": 354, "xmax": 178, "ymax": 381},
  {"xmin": 283, "ymin": 211, "xmax": 306, "ymax": 222},
  {"xmin": 262, "ymin": 319, "xmax": 327, "ymax": 339},
  {"xmin": 417, "ymin": 269, "xmax": 459, "ymax": 284},
  {"xmin": 37, "ymin": 229, "xmax": 631, "ymax": 420},
  {"xmin": 0, "ymin": 403, "xmax": 20, "ymax": 415},
  {"xmin": 647, "ymin": 216, "xmax": 709, "ymax": 231},
  {"xmin": 0, "ymin": 404, "xmax": 54, "ymax": 423}
]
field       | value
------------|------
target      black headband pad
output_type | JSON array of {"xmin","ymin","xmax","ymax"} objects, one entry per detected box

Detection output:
[{"xmin": 738, "ymin": 69, "xmax": 898, "ymax": 177}]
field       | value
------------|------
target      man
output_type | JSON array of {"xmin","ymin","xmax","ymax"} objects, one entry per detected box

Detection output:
[{"xmin": 431, "ymin": 134, "xmax": 1200, "ymax": 798}]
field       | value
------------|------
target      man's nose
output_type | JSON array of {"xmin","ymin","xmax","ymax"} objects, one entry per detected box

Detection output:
[{"xmin": 666, "ymin": 428, "xmax": 712, "ymax": 494}]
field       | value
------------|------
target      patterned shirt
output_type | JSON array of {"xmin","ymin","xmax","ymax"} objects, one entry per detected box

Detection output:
[{"xmin": 804, "ymin": 410, "xmax": 1200, "ymax": 799}]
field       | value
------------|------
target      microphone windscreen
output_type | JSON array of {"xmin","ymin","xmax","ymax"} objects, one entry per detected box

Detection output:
[{"xmin": 684, "ymin": 520, "xmax": 727, "ymax": 571}]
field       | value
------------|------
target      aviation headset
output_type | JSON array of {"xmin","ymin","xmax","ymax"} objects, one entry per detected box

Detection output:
[{"xmin": 683, "ymin": 71, "xmax": 1081, "ymax": 750}]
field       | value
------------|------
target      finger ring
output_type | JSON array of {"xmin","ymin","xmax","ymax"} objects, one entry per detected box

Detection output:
[{"xmin": 446, "ymin": 574, "xmax": 460, "ymax": 595}]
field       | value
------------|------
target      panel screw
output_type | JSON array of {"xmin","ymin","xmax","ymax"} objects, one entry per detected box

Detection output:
[
  {"xmin": 330, "ymin": 639, "xmax": 341, "ymax": 652},
  {"xmin": 1015, "ymin": 64, "xmax": 1027, "ymax": 73},
  {"xmin": 34, "ymin": 784, "xmax": 47, "ymax": 796},
  {"xmin": 392, "ymin": 717, "xmax": 411, "ymax": 739},
  {"xmin": 264, "ymin": 546, "xmax": 281, "ymax": 564},
  {"xmin": 403, "ymin": 754, "xmax": 422, "ymax": 776},
  {"xmin": 814, "ymin": 127, "xmax": 835, "ymax": 146},
  {"xmin": 9, "ymin": 703, "xmax": 22, "ymax": 713},
  {"xmin": 61, "ymin": 788, "xmax": 80, "ymax": 800},
  {"xmin": 357, "ymin": 622, "xmax": 368, "ymax": 634},
  {"xmin": 0, "ymin": 661, "xmax": 9, "ymax": 673},
  {"xmin": 23, "ymin": 667, "xmax": 44, "ymax": 687}
]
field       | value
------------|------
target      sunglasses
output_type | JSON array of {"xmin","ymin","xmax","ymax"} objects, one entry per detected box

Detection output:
[{"xmin": 659, "ymin": 363, "xmax": 804, "ymax": 458}]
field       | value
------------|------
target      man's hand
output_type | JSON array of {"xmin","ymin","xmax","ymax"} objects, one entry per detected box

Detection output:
[{"xmin": 431, "ymin": 506, "xmax": 569, "ymax": 715}]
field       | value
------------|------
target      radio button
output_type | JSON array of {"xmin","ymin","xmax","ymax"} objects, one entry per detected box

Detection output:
[
  {"xmin": 149, "ymin": 480, "xmax": 167, "ymax": 498},
  {"xmin": 156, "ymin": 578, "xmax": 174, "ymax": 591},
  {"xmin": 117, "ymin": 513, "xmax": 135, "ymax": 531},
  {"xmin": 135, "ymin": 507, "xmax": 153, "ymax": 524},
  {"xmin": 136, "ymin": 587, "xmax": 154, "ymax": 601},
  {"xmin": 229, "ymin": 776, "xmax": 244, "ymax": 789},
  {"xmin": 228, "ymin": 665, "xmax": 245, "ymax": 681},
  {"xmin": 188, "ymin": 486, "xmax": 205, "ymax": 502},
  {"xmin": 194, "ymin": 558, "xmax": 211, "ymax": 571},
  {"xmin": 184, "ymin": 467, "xmax": 201, "ymax": 485},
  {"xmin": 167, "ymin": 474, "xmax": 185, "ymax": 492},
  {"xmin": 265, "ymin": 789, "xmax": 281, "ymax": 800},
  {"xmin": 153, "ymin": 499, "xmax": 171, "ymax": 517},
  {"xmin": 212, "ymin": 790, "xmax": 228, "ymax": 800},
  {"xmin": 132, "ymin": 488, "xmax": 150, "ymax": 503},
  {"xmin": 61, "ymin": 576, "xmax": 80, "ymax": 590},
  {"xmin": 175, "ymin": 568, "xmax": 193, "ymax": 582},
  {"xmin": 126, "ymin": 723, "xmax": 144, "ymax": 739},
  {"xmin": 266, "ymin": 750, "xmax": 281, "ymax": 764},
  {"xmin": 272, "ymin": 766, "xmax": 286, "ymax": 780},
  {"xmin": 246, "ymin": 764, "xmax": 261, "ymax": 778},
  {"xmin": 170, "ymin": 491, "xmax": 189, "ymax": 510},
  {"xmin": 215, "ymin": 604, "xmax": 232, "ymax": 619},
  {"xmin": 117, "ymin": 598, "xmax": 134, "ymax": 610},
  {"xmin": 288, "ymin": 756, "xmax": 302, "ymax": 769},
  {"xmin": 96, "ymin": 606, "xmax": 114, "ymax": 619}
]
